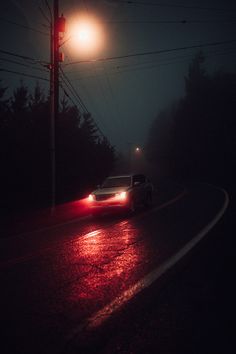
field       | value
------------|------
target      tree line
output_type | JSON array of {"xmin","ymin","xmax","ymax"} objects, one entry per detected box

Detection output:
[
  {"xmin": 0, "ymin": 81, "xmax": 115, "ymax": 214},
  {"xmin": 146, "ymin": 52, "xmax": 236, "ymax": 190}
]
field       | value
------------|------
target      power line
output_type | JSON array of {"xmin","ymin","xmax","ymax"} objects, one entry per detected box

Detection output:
[
  {"xmin": 65, "ymin": 39, "xmax": 236, "ymax": 65},
  {"xmin": 105, "ymin": 19, "xmax": 236, "ymax": 24},
  {"xmin": 0, "ymin": 49, "xmax": 49, "ymax": 65},
  {"xmin": 0, "ymin": 57, "xmax": 49, "ymax": 73},
  {"xmin": 60, "ymin": 67, "xmax": 89, "ymax": 113},
  {"xmin": 64, "ymin": 47, "xmax": 236, "ymax": 79},
  {"xmin": 38, "ymin": 0, "xmax": 53, "ymax": 25},
  {"xmin": 74, "ymin": 76, "xmax": 116, "ymax": 139},
  {"xmin": 59, "ymin": 67, "xmax": 106, "ymax": 139},
  {"xmin": 110, "ymin": 0, "xmax": 236, "ymax": 13},
  {"xmin": 113, "ymin": 51, "xmax": 236, "ymax": 74},
  {"xmin": 61, "ymin": 65, "xmax": 131, "ymax": 146},
  {"xmin": 60, "ymin": 83, "xmax": 78, "ymax": 108},
  {"xmin": 60, "ymin": 77, "xmax": 88, "ymax": 113},
  {"xmin": 39, "ymin": 4, "xmax": 51, "ymax": 25},
  {"xmin": 0, "ymin": 17, "xmax": 49, "ymax": 36},
  {"xmin": 60, "ymin": 83, "xmax": 107, "ymax": 143},
  {"xmin": 44, "ymin": 0, "xmax": 53, "ymax": 21},
  {"xmin": 64, "ymin": 42, "xmax": 236, "ymax": 73},
  {"xmin": 0, "ymin": 68, "xmax": 49, "ymax": 82},
  {"xmin": 112, "ymin": 46, "xmax": 236, "ymax": 70},
  {"xmin": 60, "ymin": 77, "xmax": 107, "ymax": 140}
]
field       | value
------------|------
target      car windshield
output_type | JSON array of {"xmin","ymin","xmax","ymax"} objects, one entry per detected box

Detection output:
[{"xmin": 102, "ymin": 176, "xmax": 131, "ymax": 188}]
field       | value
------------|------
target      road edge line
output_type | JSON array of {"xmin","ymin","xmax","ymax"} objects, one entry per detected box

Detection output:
[{"xmin": 69, "ymin": 188, "xmax": 229, "ymax": 337}]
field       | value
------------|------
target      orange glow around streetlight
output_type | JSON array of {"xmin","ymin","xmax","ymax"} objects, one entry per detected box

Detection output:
[{"xmin": 67, "ymin": 14, "xmax": 104, "ymax": 55}]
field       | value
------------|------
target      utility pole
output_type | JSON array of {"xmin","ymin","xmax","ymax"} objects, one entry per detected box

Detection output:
[
  {"xmin": 54, "ymin": 0, "xmax": 59, "ymax": 130},
  {"xmin": 50, "ymin": 0, "xmax": 65, "ymax": 213}
]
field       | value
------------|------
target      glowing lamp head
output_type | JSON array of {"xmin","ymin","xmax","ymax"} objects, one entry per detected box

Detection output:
[
  {"xmin": 78, "ymin": 25, "xmax": 92, "ymax": 43},
  {"xmin": 67, "ymin": 14, "xmax": 104, "ymax": 55}
]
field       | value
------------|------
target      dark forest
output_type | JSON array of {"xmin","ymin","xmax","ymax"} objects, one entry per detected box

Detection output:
[
  {"xmin": 0, "ymin": 82, "xmax": 115, "ymax": 215},
  {"xmin": 147, "ymin": 52, "xmax": 236, "ymax": 191}
]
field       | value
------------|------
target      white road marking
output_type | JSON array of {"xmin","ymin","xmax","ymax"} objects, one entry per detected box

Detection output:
[{"xmin": 69, "ymin": 188, "xmax": 229, "ymax": 337}]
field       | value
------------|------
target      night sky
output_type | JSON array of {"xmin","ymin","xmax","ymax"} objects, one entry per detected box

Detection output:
[{"xmin": 1, "ymin": 0, "xmax": 236, "ymax": 152}]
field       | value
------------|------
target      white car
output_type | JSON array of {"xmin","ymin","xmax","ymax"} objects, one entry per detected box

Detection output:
[{"xmin": 88, "ymin": 174, "xmax": 153, "ymax": 216}]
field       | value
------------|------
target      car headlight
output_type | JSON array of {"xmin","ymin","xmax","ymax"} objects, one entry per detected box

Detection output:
[
  {"xmin": 115, "ymin": 191, "xmax": 127, "ymax": 200},
  {"xmin": 88, "ymin": 194, "xmax": 95, "ymax": 202}
]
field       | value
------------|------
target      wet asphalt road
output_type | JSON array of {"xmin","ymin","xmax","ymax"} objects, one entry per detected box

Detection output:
[{"xmin": 0, "ymin": 184, "xmax": 230, "ymax": 354}]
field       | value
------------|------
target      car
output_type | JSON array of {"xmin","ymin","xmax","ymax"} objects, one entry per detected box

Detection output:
[{"xmin": 87, "ymin": 174, "xmax": 153, "ymax": 216}]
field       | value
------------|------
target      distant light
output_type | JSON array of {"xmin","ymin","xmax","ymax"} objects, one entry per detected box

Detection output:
[{"xmin": 135, "ymin": 147, "xmax": 141, "ymax": 152}]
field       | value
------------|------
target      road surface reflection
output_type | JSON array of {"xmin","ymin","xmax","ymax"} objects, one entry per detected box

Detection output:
[{"xmin": 65, "ymin": 218, "xmax": 149, "ymax": 315}]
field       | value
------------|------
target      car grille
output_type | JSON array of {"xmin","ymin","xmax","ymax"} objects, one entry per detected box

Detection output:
[{"xmin": 95, "ymin": 193, "xmax": 116, "ymax": 201}]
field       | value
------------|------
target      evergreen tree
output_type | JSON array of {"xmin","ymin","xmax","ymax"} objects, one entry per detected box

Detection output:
[
  {"xmin": 0, "ymin": 82, "xmax": 9, "ymax": 128},
  {"xmin": 11, "ymin": 82, "xmax": 29, "ymax": 125},
  {"xmin": 0, "ymin": 80, "xmax": 115, "ymax": 212},
  {"xmin": 146, "ymin": 52, "xmax": 236, "ymax": 188}
]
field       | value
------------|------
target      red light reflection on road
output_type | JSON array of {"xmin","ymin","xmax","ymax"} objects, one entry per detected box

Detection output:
[{"xmin": 67, "ymin": 219, "xmax": 148, "ymax": 313}]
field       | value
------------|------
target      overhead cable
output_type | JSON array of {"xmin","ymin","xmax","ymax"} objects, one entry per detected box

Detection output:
[
  {"xmin": 0, "ymin": 17, "xmax": 49, "ymax": 35},
  {"xmin": 60, "ymin": 83, "xmax": 78, "ymax": 108},
  {"xmin": 60, "ymin": 67, "xmax": 89, "ymax": 113},
  {"xmin": 64, "ymin": 48, "xmax": 236, "ymax": 79},
  {"xmin": 0, "ymin": 68, "xmax": 49, "ymax": 81},
  {"xmin": 60, "ymin": 67, "xmax": 106, "ymax": 139},
  {"xmin": 0, "ymin": 49, "xmax": 49, "ymax": 65},
  {"xmin": 65, "ymin": 39, "xmax": 236, "ymax": 65},
  {"xmin": 110, "ymin": 0, "xmax": 236, "ymax": 12},
  {"xmin": 106, "ymin": 19, "xmax": 236, "ymax": 24},
  {"xmin": 0, "ymin": 57, "xmax": 49, "ymax": 73}
]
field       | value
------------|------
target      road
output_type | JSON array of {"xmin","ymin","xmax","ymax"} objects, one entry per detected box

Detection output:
[{"xmin": 0, "ymin": 183, "xmax": 231, "ymax": 354}]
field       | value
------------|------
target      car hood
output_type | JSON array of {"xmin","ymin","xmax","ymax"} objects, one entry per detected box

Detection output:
[{"xmin": 93, "ymin": 186, "xmax": 130, "ymax": 195}]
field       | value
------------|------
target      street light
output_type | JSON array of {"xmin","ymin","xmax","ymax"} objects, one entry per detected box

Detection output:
[
  {"xmin": 50, "ymin": 2, "xmax": 103, "ymax": 213},
  {"xmin": 50, "ymin": 1, "xmax": 66, "ymax": 214},
  {"xmin": 66, "ymin": 14, "xmax": 104, "ymax": 55}
]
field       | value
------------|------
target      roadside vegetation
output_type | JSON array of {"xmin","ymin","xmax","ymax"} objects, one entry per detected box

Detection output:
[
  {"xmin": 146, "ymin": 52, "xmax": 236, "ymax": 191},
  {"xmin": 0, "ymin": 82, "xmax": 115, "ymax": 215}
]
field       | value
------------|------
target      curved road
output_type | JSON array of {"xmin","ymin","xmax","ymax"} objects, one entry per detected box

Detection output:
[{"xmin": 0, "ymin": 184, "xmax": 229, "ymax": 354}]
